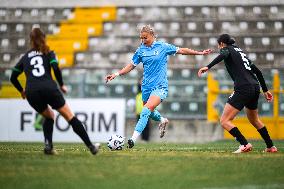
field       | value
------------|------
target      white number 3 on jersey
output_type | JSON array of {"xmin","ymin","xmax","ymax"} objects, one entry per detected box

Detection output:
[{"xmin": 30, "ymin": 56, "xmax": 45, "ymax": 77}]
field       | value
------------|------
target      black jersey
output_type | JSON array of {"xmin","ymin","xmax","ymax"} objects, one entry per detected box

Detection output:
[
  {"xmin": 12, "ymin": 50, "xmax": 59, "ymax": 91},
  {"xmin": 220, "ymin": 45, "xmax": 259, "ymax": 88},
  {"xmin": 206, "ymin": 45, "xmax": 268, "ymax": 92}
]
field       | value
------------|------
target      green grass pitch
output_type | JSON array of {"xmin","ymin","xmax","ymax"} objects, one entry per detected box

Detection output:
[{"xmin": 0, "ymin": 140, "xmax": 283, "ymax": 189}]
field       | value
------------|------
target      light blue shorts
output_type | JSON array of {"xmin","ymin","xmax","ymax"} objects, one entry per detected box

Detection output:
[{"xmin": 142, "ymin": 87, "xmax": 168, "ymax": 103}]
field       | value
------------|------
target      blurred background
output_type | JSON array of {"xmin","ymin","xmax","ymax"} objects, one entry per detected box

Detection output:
[{"xmin": 0, "ymin": 0, "xmax": 283, "ymax": 142}]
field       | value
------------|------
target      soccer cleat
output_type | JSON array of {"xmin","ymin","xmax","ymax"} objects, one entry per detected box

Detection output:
[
  {"xmin": 232, "ymin": 143, "xmax": 253, "ymax": 153},
  {"xmin": 263, "ymin": 146, "xmax": 278, "ymax": 153},
  {"xmin": 44, "ymin": 145, "xmax": 57, "ymax": 155},
  {"xmin": 127, "ymin": 139, "xmax": 135, "ymax": 148},
  {"xmin": 158, "ymin": 118, "xmax": 169, "ymax": 138},
  {"xmin": 89, "ymin": 143, "xmax": 100, "ymax": 155}
]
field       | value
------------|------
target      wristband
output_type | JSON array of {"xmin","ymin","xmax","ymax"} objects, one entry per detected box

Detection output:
[{"xmin": 114, "ymin": 72, "xmax": 120, "ymax": 76}]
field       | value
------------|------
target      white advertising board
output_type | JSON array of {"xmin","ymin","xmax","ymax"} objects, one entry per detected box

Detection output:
[{"xmin": 0, "ymin": 99, "xmax": 125, "ymax": 142}]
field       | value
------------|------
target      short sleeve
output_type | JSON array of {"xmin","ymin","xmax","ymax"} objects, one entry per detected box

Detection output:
[
  {"xmin": 12, "ymin": 55, "xmax": 24, "ymax": 73},
  {"xmin": 164, "ymin": 42, "xmax": 178, "ymax": 56},
  {"xmin": 49, "ymin": 51, "xmax": 58, "ymax": 65},
  {"xmin": 132, "ymin": 48, "xmax": 141, "ymax": 66},
  {"xmin": 220, "ymin": 48, "xmax": 230, "ymax": 58}
]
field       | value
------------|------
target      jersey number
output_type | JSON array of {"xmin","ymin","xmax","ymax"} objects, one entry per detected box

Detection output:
[
  {"xmin": 30, "ymin": 56, "xmax": 45, "ymax": 77},
  {"xmin": 239, "ymin": 52, "xmax": 251, "ymax": 70}
]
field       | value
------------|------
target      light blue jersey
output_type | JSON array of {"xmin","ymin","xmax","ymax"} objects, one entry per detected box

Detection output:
[{"xmin": 132, "ymin": 41, "xmax": 178, "ymax": 101}]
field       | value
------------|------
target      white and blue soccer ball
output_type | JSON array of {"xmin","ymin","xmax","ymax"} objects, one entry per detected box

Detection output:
[{"xmin": 107, "ymin": 134, "xmax": 125, "ymax": 150}]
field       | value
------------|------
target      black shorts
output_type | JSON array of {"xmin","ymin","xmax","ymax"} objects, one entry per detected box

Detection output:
[
  {"xmin": 227, "ymin": 84, "xmax": 260, "ymax": 111},
  {"xmin": 26, "ymin": 87, "xmax": 66, "ymax": 113}
]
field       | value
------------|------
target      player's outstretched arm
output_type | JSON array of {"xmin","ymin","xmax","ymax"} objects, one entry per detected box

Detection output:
[
  {"xmin": 197, "ymin": 54, "xmax": 226, "ymax": 77},
  {"xmin": 198, "ymin": 67, "xmax": 209, "ymax": 77},
  {"xmin": 197, "ymin": 53, "xmax": 225, "ymax": 77},
  {"xmin": 105, "ymin": 63, "xmax": 135, "ymax": 83},
  {"xmin": 177, "ymin": 48, "xmax": 212, "ymax": 55}
]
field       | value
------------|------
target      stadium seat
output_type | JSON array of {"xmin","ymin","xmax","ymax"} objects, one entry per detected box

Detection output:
[
  {"xmin": 0, "ymin": 9, "xmax": 6, "ymax": 17},
  {"xmin": 46, "ymin": 9, "xmax": 55, "ymax": 17},
  {"xmin": 0, "ymin": 84, "xmax": 21, "ymax": 98},
  {"xmin": 205, "ymin": 22, "xmax": 214, "ymax": 31},
  {"xmin": 270, "ymin": 6, "xmax": 278, "ymax": 14},
  {"xmin": 181, "ymin": 69, "xmax": 191, "ymax": 78},
  {"xmin": 248, "ymin": 53, "xmax": 257, "ymax": 61},
  {"xmin": 262, "ymin": 37, "xmax": 270, "ymax": 46},
  {"xmin": 15, "ymin": 23, "xmax": 24, "ymax": 32},
  {"xmin": 15, "ymin": 9, "xmax": 22, "ymax": 17},
  {"xmin": 239, "ymin": 22, "xmax": 248, "ymax": 30},
  {"xmin": 257, "ymin": 21, "xmax": 265, "ymax": 30},
  {"xmin": 170, "ymin": 101, "xmax": 181, "ymax": 112},
  {"xmin": 185, "ymin": 85, "xmax": 194, "ymax": 95},
  {"xmin": 2, "ymin": 53, "xmax": 11, "ymax": 62},
  {"xmin": 253, "ymin": 6, "xmax": 262, "ymax": 15},
  {"xmin": 274, "ymin": 21, "xmax": 282, "ymax": 30},
  {"xmin": 30, "ymin": 9, "xmax": 39, "ymax": 17},
  {"xmin": 202, "ymin": 7, "xmax": 211, "ymax": 16},
  {"xmin": 259, "ymin": 99, "xmax": 273, "ymax": 116},
  {"xmin": 1, "ymin": 38, "xmax": 9, "ymax": 48},
  {"xmin": 235, "ymin": 6, "xmax": 244, "ymax": 15},
  {"xmin": 266, "ymin": 53, "xmax": 274, "ymax": 61},
  {"xmin": 188, "ymin": 102, "xmax": 199, "ymax": 112},
  {"xmin": 280, "ymin": 102, "xmax": 284, "ymax": 116},
  {"xmin": 187, "ymin": 22, "xmax": 197, "ymax": 31},
  {"xmin": 0, "ymin": 24, "xmax": 7, "ymax": 32},
  {"xmin": 184, "ymin": 7, "xmax": 194, "ymax": 15},
  {"xmin": 279, "ymin": 37, "xmax": 284, "ymax": 45}
]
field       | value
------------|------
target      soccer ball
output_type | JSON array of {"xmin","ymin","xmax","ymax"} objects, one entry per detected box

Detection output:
[{"xmin": 107, "ymin": 134, "xmax": 125, "ymax": 150}]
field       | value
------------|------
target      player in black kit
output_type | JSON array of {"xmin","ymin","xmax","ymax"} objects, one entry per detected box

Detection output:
[
  {"xmin": 10, "ymin": 28, "xmax": 99, "ymax": 155},
  {"xmin": 198, "ymin": 34, "xmax": 277, "ymax": 153}
]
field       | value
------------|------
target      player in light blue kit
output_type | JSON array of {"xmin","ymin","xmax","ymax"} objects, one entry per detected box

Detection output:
[{"xmin": 105, "ymin": 25, "xmax": 212, "ymax": 148}]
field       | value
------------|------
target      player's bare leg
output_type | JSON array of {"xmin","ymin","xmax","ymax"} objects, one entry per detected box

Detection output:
[
  {"xmin": 57, "ymin": 103, "xmax": 99, "ymax": 155},
  {"xmin": 128, "ymin": 95, "xmax": 161, "ymax": 148},
  {"xmin": 221, "ymin": 103, "xmax": 252, "ymax": 153},
  {"xmin": 246, "ymin": 108, "xmax": 277, "ymax": 153}
]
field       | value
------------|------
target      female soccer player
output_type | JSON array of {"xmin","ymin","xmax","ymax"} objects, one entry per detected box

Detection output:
[
  {"xmin": 105, "ymin": 25, "xmax": 212, "ymax": 148},
  {"xmin": 198, "ymin": 34, "xmax": 277, "ymax": 153},
  {"xmin": 10, "ymin": 28, "xmax": 99, "ymax": 155}
]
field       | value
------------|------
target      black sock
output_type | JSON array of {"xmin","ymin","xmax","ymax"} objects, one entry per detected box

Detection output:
[
  {"xmin": 43, "ymin": 118, "xmax": 54, "ymax": 147},
  {"xmin": 69, "ymin": 117, "xmax": 92, "ymax": 147},
  {"xmin": 229, "ymin": 127, "xmax": 248, "ymax": 145},
  {"xmin": 257, "ymin": 126, "xmax": 274, "ymax": 148}
]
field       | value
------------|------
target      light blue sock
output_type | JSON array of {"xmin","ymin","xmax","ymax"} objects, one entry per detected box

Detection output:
[
  {"xmin": 134, "ymin": 107, "xmax": 151, "ymax": 133},
  {"xmin": 150, "ymin": 109, "xmax": 161, "ymax": 122}
]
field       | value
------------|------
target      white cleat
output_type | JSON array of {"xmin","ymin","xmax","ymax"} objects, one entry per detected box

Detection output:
[
  {"xmin": 95, "ymin": 143, "xmax": 101, "ymax": 149},
  {"xmin": 158, "ymin": 118, "xmax": 169, "ymax": 138},
  {"xmin": 232, "ymin": 143, "xmax": 253, "ymax": 154},
  {"xmin": 89, "ymin": 143, "xmax": 100, "ymax": 155}
]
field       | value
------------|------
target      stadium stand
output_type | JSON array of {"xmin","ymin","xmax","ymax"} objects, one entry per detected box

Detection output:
[{"xmin": 0, "ymin": 0, "xmax": 283, "ymax": 121}]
